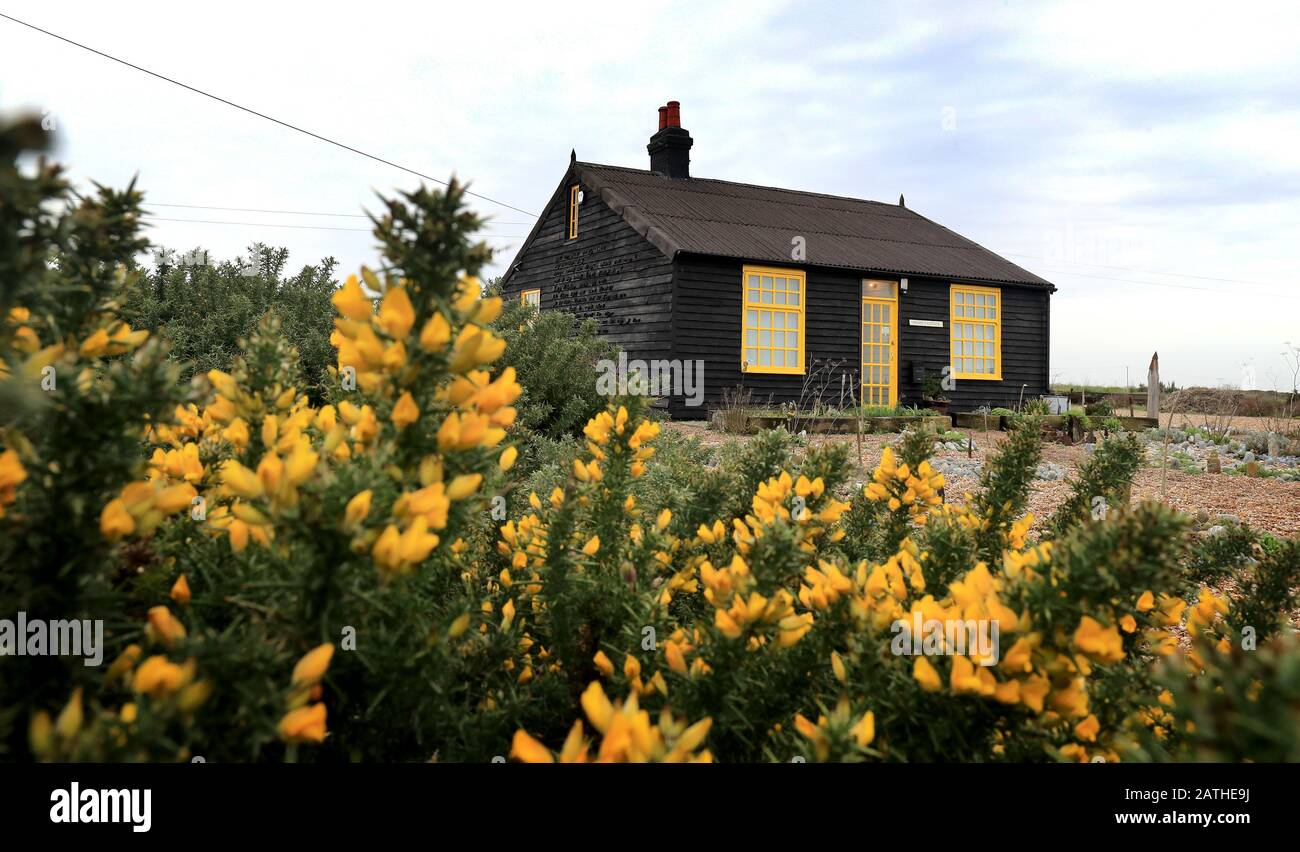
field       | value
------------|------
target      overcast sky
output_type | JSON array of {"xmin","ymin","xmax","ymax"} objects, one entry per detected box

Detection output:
[{"xmin": 4, "ymin": 0, "xmax": 1298, "ymax": 390}]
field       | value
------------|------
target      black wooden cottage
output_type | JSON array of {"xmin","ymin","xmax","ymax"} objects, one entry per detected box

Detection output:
[{"xmin": 501, "ymin": 101, "xmax": 1055, "ymax": 418}]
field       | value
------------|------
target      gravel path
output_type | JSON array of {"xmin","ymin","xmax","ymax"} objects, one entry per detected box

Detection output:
[{"xmin": 662, "ymin": 423, "xmax": 1300, "ymax": 538}]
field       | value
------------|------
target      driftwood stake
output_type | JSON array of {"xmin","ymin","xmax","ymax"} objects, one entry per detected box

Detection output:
[{"xmin": 1147, "ymin": 352, "xmax": 1160, "ymax": 418}]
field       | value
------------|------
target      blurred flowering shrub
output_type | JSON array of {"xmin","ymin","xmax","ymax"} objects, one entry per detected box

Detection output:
[{"xmin": 3, "ymin": 113, "xmax": 1299, "ymax": 763}]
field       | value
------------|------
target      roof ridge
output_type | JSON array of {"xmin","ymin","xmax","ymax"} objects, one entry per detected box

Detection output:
[{"xmin": 577, "ymin": 161, "xmax": 903, "ymax": 212}]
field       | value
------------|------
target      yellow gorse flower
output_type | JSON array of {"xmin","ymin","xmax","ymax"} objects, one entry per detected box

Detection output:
[
  {"xmin": 279, "ymin": 702, "xmax": 328, "ymax": 743},
  {"xmin": 0, "ymin": 448, "xmax": 29, "ymax": 519},
  {"xmin": 511, "ymin": 682, "xmax": 712, "ymax": 763}
]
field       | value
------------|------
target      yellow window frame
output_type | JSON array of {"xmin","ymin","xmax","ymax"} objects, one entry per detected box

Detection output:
[
  {"xmin": 741, "ymin": 265, "xmax": 806, "ymax": 375},
  {"xmin": 520, "ymin": 288, "xmax": 540, "ymax": 307},
  {"xmin": 949, "ymin": 284, "xmax": 1001, "ymax": 380},
  {"xmin": 568, "ymin": 185, "xmax": 580, "ymax": 240}
]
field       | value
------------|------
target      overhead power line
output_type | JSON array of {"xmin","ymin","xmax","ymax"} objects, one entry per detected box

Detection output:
[
  {"xmin": 140, "ymin": 215, "xmax": 526, "ymax": 237},
  {"xmin": 1007, "ymin": 252, "xmax": 1277, "ymax": 290},
  {"xmin": 0, "ymin": 12, "xmax": 538, "ymax": 218},
  {"xmin": 141, "ymin": 217, "xmax": 369, "ymax": 233},
  {"xmin": 1032, "ymin": 264, "xmax": 1291, "ymax": 300},
  {"xmin": 147, "ymin": 202, "xmax": 531, "ymax": 226},
  {"xmin": 151, "ymin": 204, "xmax": 369, "ymax": 220}
]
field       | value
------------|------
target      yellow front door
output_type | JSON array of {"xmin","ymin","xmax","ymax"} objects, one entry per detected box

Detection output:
[{"xmin": 861, "ymin": 280, "xmax": 899, "ymax": 407}]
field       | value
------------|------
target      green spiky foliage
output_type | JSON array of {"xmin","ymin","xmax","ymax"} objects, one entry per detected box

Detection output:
[
  {"xmin": 489, "ymin": 298, "xmax": 618, "ymax": 448},
  {"xmin": 125, "ymin": 245, "xmax": 339, "ymax": 400},
  {"xmin": 1046, "ymin": 432, "xmax": 1144, "ymax": 538},
  {"xmin": 0, "ymin": 113, "xmax": 188, "ymax": 757}
]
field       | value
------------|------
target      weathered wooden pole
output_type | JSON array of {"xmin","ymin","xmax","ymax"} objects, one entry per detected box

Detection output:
[{"xmin": 1147, "ymin": 352, "xmax": 1160, "ymax": 419}]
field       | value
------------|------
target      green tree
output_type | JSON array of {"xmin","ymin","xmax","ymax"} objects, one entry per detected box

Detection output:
[{"xmin": 125, "ymin": 243, "xmax": 337, "ymax": 399}]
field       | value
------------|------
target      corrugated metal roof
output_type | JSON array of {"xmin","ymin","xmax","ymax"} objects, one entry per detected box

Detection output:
[{"xmin": 574, "ymin": 162, "xmax": 1054, "ymax": 289}]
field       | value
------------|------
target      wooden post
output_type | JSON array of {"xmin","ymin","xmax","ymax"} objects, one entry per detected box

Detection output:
[
  {"xmin": 1127, "ymin": 366, "xmax": 1134, "ymax": 417},
  {"xmin": 1147, "ymin": 352, "xmax": 1160, "ymax": 420}
]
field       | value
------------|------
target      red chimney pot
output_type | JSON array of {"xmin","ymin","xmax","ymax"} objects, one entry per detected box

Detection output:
[
  {"xmin": 658, "ymin": 106, "xmax": 668, "ymax": 130},
  {"xmin": 666, "ymin": 100, "xmax": 681, "ymax": 127}
]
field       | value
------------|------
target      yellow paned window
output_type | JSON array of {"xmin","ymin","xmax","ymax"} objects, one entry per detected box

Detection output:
[
  {"xmin": 741, "ymin": 265, "xmax": 805, "ymax": 375},
  {"xmin": 520, "ymin": 289, "xmax": 540, "ymax": 308},
  {"xmin": 949, "ymin": 284, "xmax": 1001, "ymax": 380},
  {"xmin": 568, "ymin": 185, "xmax": 579, "ymax": 240}
]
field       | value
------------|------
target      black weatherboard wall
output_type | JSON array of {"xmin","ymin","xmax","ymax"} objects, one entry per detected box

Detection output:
[
  {"xmin": 670, "ymin": 256, "xmax": 1051, "ymax": 417},
  {"xmin": 672, "ymin": 254, "xmax": 860, "ymax": 414},
  {"xmin": 897, "ymin": 277, "xmax": 1050, "ymax": 410},
  {"xmin": 501, "ymin": 163, "xmax": 674, "ymax": 362}
]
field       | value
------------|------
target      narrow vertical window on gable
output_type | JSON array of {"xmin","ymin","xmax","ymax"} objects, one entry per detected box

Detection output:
[
  {"xmin": 950, "ymin": 284, "xmax": 1001, "ymax": 380},
  {"xmin": 568, "ymin": 185, "xmax": 580, "ymax": 240},
  {"xmin": 741, "ymin": 265, "xmax": 805, "ymax": 374}
]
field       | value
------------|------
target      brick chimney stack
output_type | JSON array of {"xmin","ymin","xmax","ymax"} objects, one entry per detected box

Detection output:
[{"xmin": 648, "ymin": 100, "xmax": 692, "ymax": 179}]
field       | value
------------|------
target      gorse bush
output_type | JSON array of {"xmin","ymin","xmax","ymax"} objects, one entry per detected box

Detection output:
[
  {"xmin": 3, "ymin": 113, "xmax": 1299, "ymax": 763},
  {"xmin": 1, "ymin": 113, "xmax": 190, "ymax": 757},
  {"xmin": 126, "ymin": 245, "xmax": 339, "ymax": 400},
  {"xmin": 1046, "ymin": 431, "xmax": 1143, "ymax": 538},
  {"xmin": 491, "ymin": 292, "xmax": 617, "ymax": 444}
]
